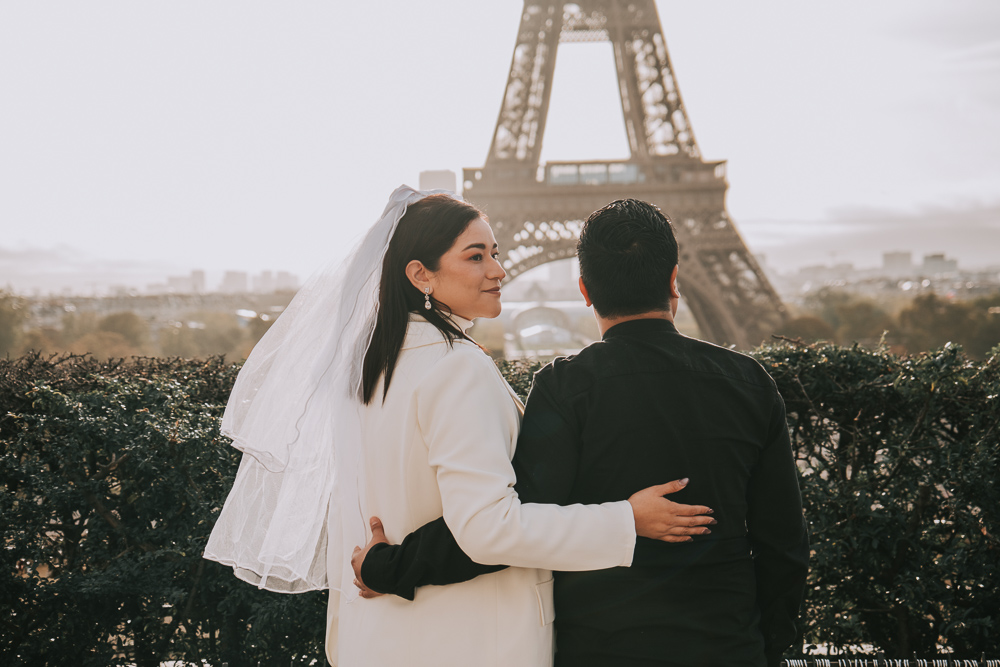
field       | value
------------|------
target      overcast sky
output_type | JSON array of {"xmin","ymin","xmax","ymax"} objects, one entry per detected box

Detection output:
[{"xmin": 2, "ymin": 1, "xmax": 998, "ymax": 293}]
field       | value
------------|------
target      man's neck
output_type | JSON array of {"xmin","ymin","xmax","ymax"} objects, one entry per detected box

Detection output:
[{"xmin": 595, "ymin": 310, "xmax": 674, "ymax": 337}]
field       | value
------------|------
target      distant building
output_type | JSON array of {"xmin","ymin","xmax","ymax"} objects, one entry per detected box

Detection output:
[
  {"xmin": 419, "ymin": 169, "xmax": 457, "ymax": 193},
  {"xmin": 167, "ymin": 275, "xmax": 194, "ymax": 293},
  {"xmin": 795, "ymin": 263, "xmax": 855, "ymax": 282},
  {"xmin": 191, "ymin": 270, "xmax": 206, "ymax": 293},
  {"xmin": 882, "ymin": 251, "xmax": 912, "ymax": 276},
  {"xmin": 253, "ymin": 271, "xmax": 275, "ymax": 293},
  {"xmin": 250, "ymin": 270, "xmax": 299, "ymax": 293},
  {"xmin": 146, "ymin": 270, "xmax": 206, "ymax": 295},
  {"xmin": 109, "ymin": 284, "xmax": 133, "ymax": 297},
  {"xmin": 219, "ymin": 271, "xmax": 248, "ymax": 294},
  {"xmin": 164, "ymin": 276, "xmax": 185, "ymax": 292},
  {"xmin": 275, "ymin": 271, "xmax": 298, "ymax": 292},
  {"xmin": 922, "ymin": 253, "xmax": 958, "ymax": 275}
]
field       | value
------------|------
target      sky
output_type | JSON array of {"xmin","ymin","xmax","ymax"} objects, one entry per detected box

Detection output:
[{"xmin": 1, "ymin": 1, "xmax": 999, "ymax": 294}]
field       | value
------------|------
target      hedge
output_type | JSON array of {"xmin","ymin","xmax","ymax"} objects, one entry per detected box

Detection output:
[
  {"xmin": 768, "ymin": 341, "xmax": 999, "ymax": 656},
  {"xmin": 0, "ymin": 355, "xmax": 325, "ymax": 667},
  {"xmin": 1, "ymin": 345, "xmax": 997, "ymax": 665}
]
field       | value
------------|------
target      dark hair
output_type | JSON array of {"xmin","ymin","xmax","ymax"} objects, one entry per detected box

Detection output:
[
  {"xmin": 576, "ymin": 199, "xmax": 678, "ymax": 319},
  {"xmin": 361, "ymin": 194, "xmax": 484, "ymax": 404}
]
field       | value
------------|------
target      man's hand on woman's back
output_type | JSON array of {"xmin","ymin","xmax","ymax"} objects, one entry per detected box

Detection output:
[{"xmin": 352, "ymin": 517, "xmax": 389, "ymax": 598}]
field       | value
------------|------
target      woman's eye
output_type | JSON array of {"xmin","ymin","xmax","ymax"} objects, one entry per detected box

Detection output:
[
  {"xmin": 492, "ymin": 252, "xmax": 500, "ymax": 260},
  {"xmin": 470, "ymin": 253, "xmax": 483, "ymax": 261}
]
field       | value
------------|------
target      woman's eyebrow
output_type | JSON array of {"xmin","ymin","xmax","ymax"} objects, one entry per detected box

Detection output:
[{"xmin": 463, "ymin": 242, "xmax": 498, "ymax": 251}]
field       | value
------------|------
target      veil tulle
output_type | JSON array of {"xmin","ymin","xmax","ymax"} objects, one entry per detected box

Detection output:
[{"xmin": 204, "ymin": 185, "xmax": 454, "ymax": 595}]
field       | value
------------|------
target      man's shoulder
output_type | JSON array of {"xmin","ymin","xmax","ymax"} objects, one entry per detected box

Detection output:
[
  {"xmin": 530, "ymin": 343, "xmax": 604, "ymax": 396},
  {"xmin": 531, "ymin": 336, "xmax": 663, "ymax": 396},
  {"xmin": 675, "ymin": 335, "xmax": 777, "ymax": 391},
  {"xmin": 535, "ymin": 332, "xmax": 776, "ymax": 394}
]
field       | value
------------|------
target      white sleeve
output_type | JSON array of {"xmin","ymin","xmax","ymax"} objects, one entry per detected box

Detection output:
[{"xmin": 417, "ymin": 346, "xmax": 636, "ymax": 569}]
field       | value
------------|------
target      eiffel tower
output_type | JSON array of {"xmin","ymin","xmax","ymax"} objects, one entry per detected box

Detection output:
[{"xmin": 462, "ymin": 0, "xmax": 786, "ymax": 348}]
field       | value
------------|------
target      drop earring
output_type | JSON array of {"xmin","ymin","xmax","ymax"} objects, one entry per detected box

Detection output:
[{"xmin": 424, "ymin": 287, "xmax": 432, "ymax": 310}]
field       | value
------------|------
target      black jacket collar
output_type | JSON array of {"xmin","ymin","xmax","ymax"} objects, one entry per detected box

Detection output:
[{"xmin": 602, "ymin": 317, "xmax": 678, "ymax": 341}]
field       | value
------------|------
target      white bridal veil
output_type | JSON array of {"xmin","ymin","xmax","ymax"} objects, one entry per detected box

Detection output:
[{"xmin": 204, "ymin": 185, "xmax": 452, "ymax": 596}]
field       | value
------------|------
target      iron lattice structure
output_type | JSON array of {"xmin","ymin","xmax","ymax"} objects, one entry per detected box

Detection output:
[{"xmin": 463, "ymin": 0, "xmax": 786, "ymax": 348}]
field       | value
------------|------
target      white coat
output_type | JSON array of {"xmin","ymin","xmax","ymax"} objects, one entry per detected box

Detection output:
[{"xmin": 326, "ymin": 314, "xmax": 636, "ymax": 667}]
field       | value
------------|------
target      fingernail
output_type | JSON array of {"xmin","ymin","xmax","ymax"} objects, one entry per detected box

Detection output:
[
  {"xmin": 707, "ymin": 508, "xmax": 714, "ymax": 514},
  {"xmin": 679, "ymin": 478, "xmax": 689, "ymax": 486},
  {"xmin": 710, "ymin": 519, "xmax": 718, "ymax": 525},
  {"xmin": 704, "ymin": 529, "xmax": 712, "ymax": 534}
]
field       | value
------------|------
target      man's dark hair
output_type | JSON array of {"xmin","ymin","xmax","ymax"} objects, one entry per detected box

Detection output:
[{"xmin": 577, "ymin": 198, "xmax": 678, "ymax": 319}]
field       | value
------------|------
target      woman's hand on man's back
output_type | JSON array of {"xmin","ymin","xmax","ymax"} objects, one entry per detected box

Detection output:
[{"xmin": 628, "ymin": 478, "xmax": 716, "ymax": 542}]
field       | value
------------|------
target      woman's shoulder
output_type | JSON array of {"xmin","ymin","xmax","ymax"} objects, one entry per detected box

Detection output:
[
  {"xmin": 414, "ymin": 335, "xmax": 496, "ymax": 384},
  {"xmin": 413, "ymin": 343, "xmax": 513, "ymax": 423},
  {"xmin": 402, "ymin": 314, "xmax": 477, "ymax": 350},
  {"xmin": 435, "ymin": 337, "xmax": 493, "ymax": 369},
  {"xmin": 397, "ymin": 318, "xmax": 489, "ymax": 371}
]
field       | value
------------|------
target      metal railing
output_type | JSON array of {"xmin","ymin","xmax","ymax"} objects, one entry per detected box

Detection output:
[{"xmin": 782, "ymin": 659, "xmax": 1000, "ymax": 667}]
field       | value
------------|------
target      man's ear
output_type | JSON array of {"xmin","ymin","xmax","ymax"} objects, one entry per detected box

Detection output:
[
  {"xmin": 578, "ymin": 276, "xmax": 593, "ymax": 307},
  {"xmin": 669, "ymin": 265, "xmax": 681, "ymax": 299},
  {"xmin": 405, "ymin": 260, "xmax": 432, "ymax": 293}
]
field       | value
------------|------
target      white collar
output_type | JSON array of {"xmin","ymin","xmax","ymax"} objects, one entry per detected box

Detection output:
[{"xmin": 402, "ymin": 312, "xmax": 475, "ymax": 349}]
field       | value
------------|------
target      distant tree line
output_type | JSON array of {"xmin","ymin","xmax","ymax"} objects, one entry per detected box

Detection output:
[
  {"xmin": 0, "ymin": 291, "xmax": 273, "ymax": 360},
  {"xmin": 4, "ymin": 288, "xmax": 999, "ymax": 362},
  {"xmin": 779, "ymin": 290, "xmax": 1000, "ymax": 358},
  {"xmin": 1, "ymin": 344, "xmax": 997, "ymax": 665}
]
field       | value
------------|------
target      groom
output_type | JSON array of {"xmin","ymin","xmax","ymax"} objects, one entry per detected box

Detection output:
[{"xmin": 354, "ymin": 199, "xmax": 809, "ymax": 667}]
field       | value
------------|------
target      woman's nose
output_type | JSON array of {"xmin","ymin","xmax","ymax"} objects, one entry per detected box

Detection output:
[{"xmin": 488, "ymin": 256, "xmax": 507, "ymax": 281}]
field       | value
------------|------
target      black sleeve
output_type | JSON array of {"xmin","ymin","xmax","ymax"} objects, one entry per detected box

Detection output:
[
  {"xmin": 747, "ymin": 390, "xmax": 810, "ymax": 665},
  {"xmin": 360, "ymin": 516, "xmax": 504, "ymax": 601},
  {"xmin": 359, "ymin": 368, "xmax": 579, "ymax": 599}
]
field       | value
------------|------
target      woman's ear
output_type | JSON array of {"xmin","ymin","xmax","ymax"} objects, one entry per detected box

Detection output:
[
  {"xmin": 405, "ymin": 260, "xmax": 432, "ymax": 293},
  {"xmin": 669, "ymin": 265, "xmax": 681, "ymax": 299}
]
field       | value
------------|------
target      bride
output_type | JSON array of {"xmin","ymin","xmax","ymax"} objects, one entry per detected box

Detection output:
[{"xmin": 205, "ymin": 186, "xmax": 709, "ymax": 666}]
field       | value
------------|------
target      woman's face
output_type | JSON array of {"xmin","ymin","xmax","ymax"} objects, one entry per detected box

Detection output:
[{"xmin": 426, "ymin": 217, "xmax": 506, "ymax": 320}]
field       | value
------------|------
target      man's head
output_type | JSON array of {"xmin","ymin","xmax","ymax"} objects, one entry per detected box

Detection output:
[{"xmin": 577, "ymin": 198, "xmax": 679, "ymax": 319}]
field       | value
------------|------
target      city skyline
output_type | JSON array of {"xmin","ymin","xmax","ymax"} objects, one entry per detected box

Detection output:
[
  {"xmin": 2, "ymin": 213, "xmax": 991, "ymax": 298},
  {"xmin": 2, "ymin": 1, "xmax": 999, "ymax": 294}
]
